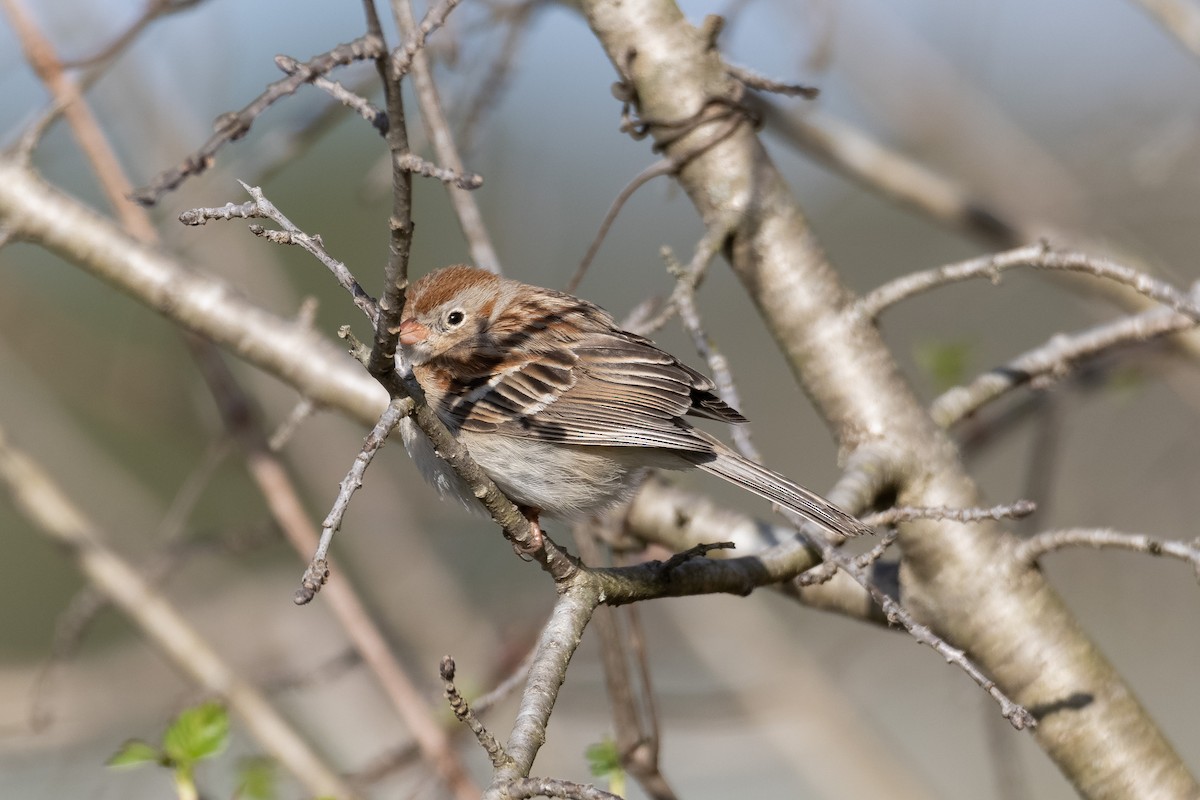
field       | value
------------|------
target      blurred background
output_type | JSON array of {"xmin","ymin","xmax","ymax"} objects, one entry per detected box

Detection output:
[{"xmin": 1, "ymin": 0, "xmax": 1198, "ymax": 797}]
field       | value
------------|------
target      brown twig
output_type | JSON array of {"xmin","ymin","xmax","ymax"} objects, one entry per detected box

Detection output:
[
  {"xmin": 441, "ymin": 656, "xmax": 513, "ymax": 768},
  {"xmin": 388, "ymin": 0, "xmax": 501, "ymax": 272},
  {"xmin": 396, "ymin": 152, "xmax": 484, "ymax": 190},
  {"xmin": 727, "ymin": 62, "xmax": 819, "ymax": 98},
  {"xmin": 297, "ymin": 399, "xmax": 408, "ymax": 601}
]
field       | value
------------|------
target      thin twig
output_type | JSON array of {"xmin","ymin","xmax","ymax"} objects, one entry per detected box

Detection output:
[
  {"xmin": 388, "ymin": 0, "xmax": 501, "ymax": 272},
  {"xmin": 566, "ymin": 158, "xmax": 676, "ymax": 293},
  {"xmin": 1015, "ymin": 528, "xmax": 1200, "ymax": 577},
  {"xmin": 568, "ymin": 114, "xmax": 746, "ymax": 294},
  {"xmin": 727, "ymin": 62, "xmax": 819, "ymax": 97},
  {"xmin": 491, "ymin": 583, "xmax": 601, "ymax": 785},
  {"xmin": 391, "ymin": 0, "xmax": 466, "ymax": 78},
  {"xmin": 274, "ymin": 54, "xmax": 386, "ymax": 133},
  {"xmin": 857, "ymin": 242, "xmax": 1200, "ymax": 322},
  {"xmin": 864, "ymin": 500, "xmax": 1037, "ymax": 528},
  {"xmin": 660, "ymin": 229, "xmax": 759, "ymax": 460},
  {"xmin": 182, "ymin": 183, "xmax": 379, "ymax": 323},
  {"xmin": 931, "ymin": 305, "xmax": 1197, "ymax": 428},
  {"xmin": 396, "ymin": 152, "xmax": 484, "ymax": 190},
  {"xmin": 441, "ymin": 656, "xmax": 513, "ymax": 768},
  {"xmin": 297, "ymin": 399, "xmax": 408, "ymax": 602},
  {"xmin": 132, "ymin": 35, "xmax": 387, "ymax": 205},
  {"xmin": 268, "ymin": 398, "xmax": 318, "ymax": 451}
]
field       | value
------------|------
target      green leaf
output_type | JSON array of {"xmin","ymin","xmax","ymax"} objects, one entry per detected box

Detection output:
[
  {"xmin": 584, "ymin": 738, "xmax": 620, "ymax": 777},
  {"xmin": 235, "ymin": 756, "xmax": 277, "ymax": 800},
  {"xmin": 915, "ymin": 339, "xmax": 973, "ymax": 392},
  {"xmin": 163, "ymin": 701, "xmax": 229, "ymax": 765},
  {"xmin": 107, "ymin": 739, "xmax": 162, "ymax": 768}
]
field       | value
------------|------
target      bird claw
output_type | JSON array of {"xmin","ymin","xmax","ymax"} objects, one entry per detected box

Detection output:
[{"xmin": 512, "ymin": 507, "xmax": 546, "ymax": 560}]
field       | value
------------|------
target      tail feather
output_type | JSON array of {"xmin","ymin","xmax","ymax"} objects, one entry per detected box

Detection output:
[{"xmin": 690, "ymin": 448, "xmax": 872, "ymax": 538}]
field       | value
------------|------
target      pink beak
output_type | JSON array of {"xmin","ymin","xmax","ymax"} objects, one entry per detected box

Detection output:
[{"xmin": 398, "ymin": 318, "xmax": 430, "ymax": 345}]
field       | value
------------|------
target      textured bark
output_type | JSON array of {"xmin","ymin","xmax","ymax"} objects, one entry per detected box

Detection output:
[{"xmin": 577, "ymin": 1, "xmax": 1197, "ymax": 797}]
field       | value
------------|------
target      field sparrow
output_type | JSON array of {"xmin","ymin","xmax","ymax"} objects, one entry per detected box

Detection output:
[{"xmin": 397, "ymin": 265, "xmax": 871, "ymax": 545}]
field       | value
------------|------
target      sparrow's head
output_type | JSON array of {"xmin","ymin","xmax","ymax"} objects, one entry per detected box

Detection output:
[{"xmin": 399, "ymin": 265, "xmax": 502, "ymax": 365}]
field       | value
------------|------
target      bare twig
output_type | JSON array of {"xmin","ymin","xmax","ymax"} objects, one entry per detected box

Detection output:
[
  {"xmin": 396, "ymin": 152, "xmax": 484, "ymax": 190},
  {"xmin": 661, "ymin": 232, "xmax": 760, "ymax": 461},
  {"xmin": 186, "ymin": 182, "xmax": 380, "ymax": 323},
  {"xmin": 132, "ymin": 35, "xmax": 386, "ymax": 205},
  {"xmin": 931, "ymin": 305, "xmax": 1197, "ymax": 428},
  {"xmin": 268, "ymin": 398, "xmax": 318, "ymax": 451},
  {"xmin": 864, "ymin": 500, "xmax": 1037, "ymax": 528},
  {"xmin": 490, "ymin": 583, "xmax": 601, "ymax": 787},
  {"xmin": 441, "ymin": 656, "xmax": 513, "ymax": 768},
  {"xmin": 296, "ymin": 398, "xmax": 408, "ymax": 602},
  {"xmin": 569, "ymin": 113, "xmax": 746, "ymax": 294},
  {"xmin": 727, "ymin": 62, "xmax": 819, "ymax": 97},
  {"xmin": 575, "ymin": 527, "xmax": 679, "ymax": 800},
  {"xmin": 1016, "ymin": 528, "xmax": 1200, "ymax": 576},
  {"xmin": 388, "ymin": 0, "xmax": 501, "ymax": 272},
  {"xmin": 566, "ymin": 158, "xmax": 677, "ymax": 293},
  {"xmin": 857, "ymin": 243, "xmax": 1200, "ymax": 322},
  {"xmin": 391, "ymin": 0, "xmax": 466, "ymax": 78},
  {"xmin": 809, "ymin": 532, "xmax": 1037, "ymax": 730},
  {"xmin": 274, "ymin": 54, "xmax": 386, "ymax": 133}
]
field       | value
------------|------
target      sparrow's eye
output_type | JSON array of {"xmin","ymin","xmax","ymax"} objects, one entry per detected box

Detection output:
[{"xmin": 445, "ymin": 309, "xmax": 466, "ymax": 327}]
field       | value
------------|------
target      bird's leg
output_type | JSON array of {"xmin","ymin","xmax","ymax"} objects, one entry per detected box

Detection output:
[{"xmin": 513, "ymin": 505, "xmax": 545, "ymax": 557}]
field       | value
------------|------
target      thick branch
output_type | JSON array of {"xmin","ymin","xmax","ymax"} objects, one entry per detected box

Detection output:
[{"xmin": 575, "ymin": 2, "xmax": 1198, "ymax": 795}]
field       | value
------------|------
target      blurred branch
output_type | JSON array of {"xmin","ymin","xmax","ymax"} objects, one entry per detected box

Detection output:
[
  {"xmin": 0, "ymin": 426, "xmax": 355, "ymax": 799},
  {"xmin": 388, "ymin": 0, "xmax": 501, "ymax": 272},
  {"xmin": 747, "ymin": 96, "xmax": 1027, "ymax": 249},
  {"xmin": 931, "ymin": 305, "xmax": 1197, "ymax": 428},
  {"xmin": 1132, "ymin": 0, "xmax": 1200, "ymax": 61},
  {"xmin": 1, "ymin": 0, "xmax": 155, "ymax": 241}
]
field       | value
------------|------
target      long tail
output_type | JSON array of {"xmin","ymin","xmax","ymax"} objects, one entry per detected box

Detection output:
[{"xmin": 688, "ymin": 447, "xmax": 872, "ymax": 538}]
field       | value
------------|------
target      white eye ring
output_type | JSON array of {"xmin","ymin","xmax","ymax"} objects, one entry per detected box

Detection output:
[{"xmin": 446, "ymin": 309, "xmax": 466, "ymax": 327}]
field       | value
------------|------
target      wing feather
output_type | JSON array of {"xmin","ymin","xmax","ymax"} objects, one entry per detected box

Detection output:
[{"xmin": 435, "ymin": 328, "xmax": 741, "ymax": 452}]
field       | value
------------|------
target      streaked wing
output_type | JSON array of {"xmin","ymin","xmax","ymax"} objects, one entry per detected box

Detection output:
[{"xmin": 442, "ymin": 330, "xmax": 741, "ymax": 452}]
